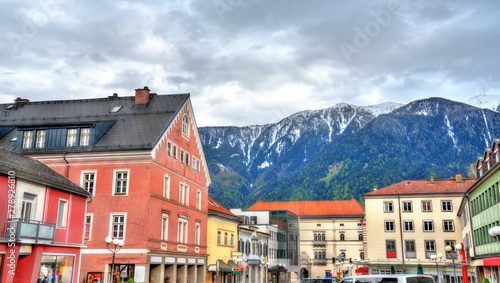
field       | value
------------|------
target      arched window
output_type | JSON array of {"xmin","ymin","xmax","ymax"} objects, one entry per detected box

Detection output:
[
  {"xmin": 358, "ymin": 233, "xmax": 363, "ymax": 241},
  {"xmin": 340, "ymin": 233, "xmax": 345, "ymax": 241},
  {"xmin": 182, "ymin": 115, "xmax": 189, "ymax": 136},
  {"xmin": 322, "ymin": 233, "xmax": 325, "ymax": 241},
  {"xmin": 314, "ymin": 234, "xmax": 317, "ymax": 241},
  {"xmin": 360, "ymin": 252, "xmax": 364, "ymax": 260}
]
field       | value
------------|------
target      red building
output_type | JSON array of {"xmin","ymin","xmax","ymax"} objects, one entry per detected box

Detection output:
[
  {"xmin": 0, "ymin": 147, "xmax": 91, "ymax": 283},
  {"xmin": 0, "ymin": 87, "xmax": 211, "ymax": 282}
]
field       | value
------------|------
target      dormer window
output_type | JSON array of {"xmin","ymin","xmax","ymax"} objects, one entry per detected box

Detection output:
[
  {"xmin": 486, "ymin": 158, "xmax": 491, "ymax": 170},
  {"xmin": 182, "ymin": 115, "xmax": 189, "ymax": 136},
  {"xmin": 111, "ymin": 106, "xmax": 122, "ymax": 113},
  {"xmin": 80, "ymin": 128, "xmax": 90, "ymax": 146},
  {"xmin": 23, "ymin": 130, "xmax": 33, "ymax": 148},
  {"xmin": 36, "ymin": 130, "xmax": 46, "ymax": 148},
  {"xmin": 66, "ymin": 128, "xmax": 77, "ymax": 146}
]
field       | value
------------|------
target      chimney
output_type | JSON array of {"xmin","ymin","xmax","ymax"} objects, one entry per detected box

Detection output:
[
  {"xmin": 135, "ymin": 86, "xmax": 150, "ymax": 105},
  {"xmin": 14, "ymin": 97, "xmax": 30, "ymax": 103},
  {"xmin": 455, "ymin": 174, "xmax": 463, "ymax": 183},
  {"xmin": 430, "ymin": 174, "xmax": 434, "ymax": 184}
]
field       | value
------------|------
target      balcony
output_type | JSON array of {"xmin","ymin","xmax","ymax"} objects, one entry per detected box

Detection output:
[
  {"xmin": 314, "ymin": 259, "xmax": 327, "ymax": 265},
  {"xmin": 313, "ymin": 240, "xmax": 326, "ymax": 246},
  {"xmin": 5, "ymin": 218, "xmax": 55, "ymax": 244}
]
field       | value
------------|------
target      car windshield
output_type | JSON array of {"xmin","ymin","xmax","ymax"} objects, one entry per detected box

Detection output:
[
  {"xmin": 407, "ymin": 278, "xmax": 434, "ymax": 283},
  {"xmin": 356, "ymin": 278, "xmax": 398, "ymax": 283}
]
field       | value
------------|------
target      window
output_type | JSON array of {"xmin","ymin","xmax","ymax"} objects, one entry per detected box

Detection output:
[
  {"xmin": 179, "ymin": 184, "xmax": 189, "ymax": 205},
  {"xmin": 192, "ymin": 157, "xmax": 196, "ymax": 170},
  {"xmin": 422, "ymin": 200, "xmax": 432, "ymax": 212},
  {"xmin": 163, "ymin": 176, "xmax": 170, "ymax": 199},
  {"xmin": 80, "ymin": 128, "xmax": 90, "ymax": 146},
  {"xmin": 84, "ymin": 214, "xmax": 92, "ymax": 240},
  {"xmin": 195, "ymin": 223, "xmax": 201, "ymax": 245},
  {"xmin": 250, "ymin": 216, "xmax": 257, "ymax": 224},
  {"xmin": 57, "ymin": 199, "xmax": 68, "ymax": 228},
  {"xmin": 358, "ymin": 233, "xmax": 363, "ymax": 241},
  {"xmin": 111, "ymin": 106, "xmax": 122, "ymax": 113},
  {"xmin": 114, "ymin": 170, "xmax": 129, "ymax": 195},
  {"xmin": 196, "ymin": 190, "xmax": 201, "ymax": 210},
  {"xmin": 443, "ymin": 220, "xmax": 454, "ymax": 232},
  {"xmin": 217, "ymin": 231, "xmax": 221, "ymax": 245},
  {"xmin": 340, "ymin": 233, "xmax": 345, "ymax": 241},
  {"xmin": 82, "ymin": 172, "xmax": 96, "ymax": 196},
  {"xmin": 224, "ymin": 232, "xmax": 228, "ymax": 245},
  {"xmin": 403, "ymin": 220, "xmax": 414, "ymax": 232},
  {"xmin": 402, "ymin": 201, "xmax": 412, "ymax": 212},
  {"xmin": 111, "ymin": 214, "xmax": 126, "ymax": 239},
  {"xmin": 196, "ymin": 159, "xmax": 200, "ymax": 172},
  {"xmin": 340, "ymin": 223, "xmax": 344, "ymax": 226},
  {"xmin": 178, "ymin": 218, "xmax": 188, "ymax": 244},
  {"xmin": 66, "ymin": 128, "xmax": 77, "ymax": 146},
  {"xmin": 358, "ymin": 223, "xmax": 362, "ymax": 226},
  {"xmin": 21, "ymin": 193, "xmax": 35, "ymax": 220},
  {"xmin": 173, "ymin": 144, "xmax": 178, "ymax": 160},
  {"xmin": 384, "ymin": 201, "xmax": 394, "ymax": 212},
  {"xmin": 385, "ymin": 220, "xmax": 395, "ymax": 232},
  {"xmin": 445, "ymin": 240, "xmax": 456, "ymax": 259},
  {"xmin": 180, "ymin": 149, "xmax": 185, "ymax": 164},
  {"xmin": 186, "ymin": 152, "xmax": 190, "ymax": 166},
  {"xmin": 231, "ymin": 233, "xmax": 234, "ymax": 246},
  {"xmin": 425, "ymin": 240, "xmax": 436, "ymax": 258},
  {"xmin": 182, "ymin": 114, "xmax": 189, "ymax": 136},
  {"xmin": 360, "ymin": 252, "xmax": 364, "ymax": 260},
  {"xmin": 246, "ymin": 241, "xmax": 250, "ymax": 255},
  {"xmin": 167, "ymin": 141, "xmax": 172, "ymax": 156},
  {"xmin": 423, "ymin": 220, "xmax": 434, "ymax": 232},
  {"xmin": 386, "ymin": 240, "xmax": 396, "ymax": 258},
  {"xmin": 405, "ymin": 240, "xmax": 416, "ymax": 258},
  {"xmin": 161, "ymin": 214, "xmax": 168, "ymax": 241},
  {"xmin": 23, "ymin": 130, "xmax": 33, "ymax": 148},
  {"xmin": 36, "ymin": 130, "xmax": 46, "ymax": 148},
  {"xmin": 441, "ymin": 200, "xmax": 452, "ymax": 212}
]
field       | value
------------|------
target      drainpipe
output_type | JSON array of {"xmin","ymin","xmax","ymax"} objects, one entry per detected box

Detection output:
[{"xmin": 63, "ymin": 152, "xmax": 69, "ymax": 177}]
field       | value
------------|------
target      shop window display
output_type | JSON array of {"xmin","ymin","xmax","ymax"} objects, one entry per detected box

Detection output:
[{"xmin": 38, "ymin": 255, "xmax": 74, "ymax": 283}]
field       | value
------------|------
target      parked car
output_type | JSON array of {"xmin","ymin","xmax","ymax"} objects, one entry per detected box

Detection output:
[{"xmin": 339, "ymin": 275, "xmax": 435, "ymax": 283}]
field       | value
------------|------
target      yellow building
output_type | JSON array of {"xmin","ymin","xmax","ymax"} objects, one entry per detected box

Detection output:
[
  {"xmin": 363, "ymin": 174, "xmax": 475, "ymax": 282},
  {"xmin": 206, "ymin": 197, "xmax": 241, "ymax": 283}
]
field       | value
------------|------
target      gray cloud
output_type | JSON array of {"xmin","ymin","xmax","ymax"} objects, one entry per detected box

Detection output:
[{"xmin": 0, "ymin": 0, "xmax": 499, "ymax": 126}]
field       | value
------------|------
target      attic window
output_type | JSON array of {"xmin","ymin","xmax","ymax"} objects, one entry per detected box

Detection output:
[
  {"xmin": 6, "ymin": 105, "xmax": 14, "ymax": 110},
  {"xmin": 111, "ymin": 106, "xmax": 122, "ymax": 113}
]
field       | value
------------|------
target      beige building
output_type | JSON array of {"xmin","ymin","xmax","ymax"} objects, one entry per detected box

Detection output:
[
  {"xmin": 247, "ymin": 199, "xmax": 365, "ymax": 280},
  {"xmin": 363, "ymin": 175, "xmax": 475, "ymax": 283}
]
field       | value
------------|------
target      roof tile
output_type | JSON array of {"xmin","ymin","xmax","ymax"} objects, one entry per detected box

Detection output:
[{"xmin": 246, "ymin": 199, "xmax": 365, "ymax": 216}]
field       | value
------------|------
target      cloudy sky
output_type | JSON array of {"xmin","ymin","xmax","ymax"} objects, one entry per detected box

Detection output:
[{"xmin": 1, "ymin": 1, "xmax": 499, "ymax": 126}]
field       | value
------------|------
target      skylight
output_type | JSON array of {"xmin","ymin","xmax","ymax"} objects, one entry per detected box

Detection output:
[{"xmin": 111, "ymin": 106, "xmax": 122, "ymax": 113}]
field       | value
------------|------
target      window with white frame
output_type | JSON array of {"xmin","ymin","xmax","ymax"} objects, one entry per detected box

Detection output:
[
  {"xmin": 405, "ymin": 240, "xmax": 416, "ymax": 258},
  {"xmin": 178, "ymin": 217, "xmax": 188, "ymax": 244},
  {"xmin": 192, "ymin": 157, "xmax": 196, "ymax": 170},
  {"xmin": 36, "ymin": 130, "xmax": 46, "ymax": 148},
  {"xmin": 80, "ymin": 128, "xmax": 90, "ymax": 146},
  {"xmin": 161, "ymin": 213, "xmax": 168, "ymax": 241},
  {"xmin": 224, "ymin": 232, "xmax": 228, "ymax": 245},
  {"xmin": 231, "ymin": 233, "xmax": 234, "ymax": 246},
  {"xmin": 196, "ymin": 190, "xmax": 201, "ymax": 210},
  {"xmin": 84, "ymin": 214, "xmax": 92, "ymax": 240},
  {"xmin": 441, "ymin": 200, "xmax": 452, "ymax": 212},
  {"xmin": 186, "ymin": 152, "xmax": 190, "ymax": 167},
  {"xmin": 66, "ymin": 128, "xmax": 77, "ymax": 146},
  {"xmin": 82, "ymin": 171, "xmax": 96, "ymax": 196},
  {"xmin": 217, "ymin": 231, "xmax": 221, "ymax": 245},
  {"xmin": 182, "ymin": 114, "xmax": 189, "ymax": 136},
  {"xmin": 445, "ymin": 240, "xmax": 456, "ymax": 259},
  {"xmin": 173, "ymin": 144, "xmax": 178, "ymax": 160},
  {"xmin": 23, "ymin": 130, "xmax": 33, "ymax": 148},
  {"xmin": 422, "ymin": 200, "xmax": 432, "ymax": 212},
  {"xmin": 21, "ymin": 193, "xmax": 35, "ymax": 220},
  {"xmin": 57, "ymin": 199, "xmax": 68, "ymax": 228},
  {"xmin": 111, "ymin": 214, "xmax": 126, "ymax": 239},
  {"xmin": 179, "ymin": 183, "xmax": 189, "ymax": 205},
  {"xmin": 443, "ymin": 220, "xmax": 454, "ymax": 232},
  {"xmin": 180, "ymin": 149, "xmax": 185, "ymax": 164},
  {"xmin": 114, "ymin": 170, "xmax": 129, "ymax": 195},
  {"xmin": 384, "ymin": 201, "xmax": 394, "ymax": 212},
  {"xmin": 403, "ymin": 220, "xmax": 414, "ymax": 232},
  {"xmin": 423, "ymin": 220, "xmax": 434, "ymax": 232},
  {"xmin": 424, "ymin": 240, "xmax": 436, "ymax": 258},
  {"xmin": 402, "ymin": 201, "xmax": 412, "ymax": 212},
  {"xmin": 163, "ymin": 175, "xmax": 170, "ymax": 199},
  {"xmin": 167, "ymin": 141, "xmax": 172, "ymax": 156},
  {"xmin": 196, "ymin": 159, "xmax": 200, "ymax": 172},
  {"xmin": 195, "ymin": 222, "xmax": 201, "ymax": 245},
  {"xmin": 385, "ymin": 220, "xmax": 395, "ymax": 232}
]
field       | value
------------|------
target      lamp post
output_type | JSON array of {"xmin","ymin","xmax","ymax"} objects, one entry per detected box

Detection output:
[
  {"xmin": 446, "ymin": 244, "xmax": 462, "ymax": 283},
  {"xmin": 430, "ymin": 253, "xmax": 443, "ymax": 283},
  {"xmin": 353, "ymin": 258, "xmax": 361, "ymax": 275},
  {"xmin": 335, "ymin": 261, "xmax": 344, "ymax": 279},
  {"xmin": 489, "ymin": 226, "xmax": 500, "ymax": 243},
  {"xmin": 105, "ymin": 236, "xmax": 124, "ymax": 283}
]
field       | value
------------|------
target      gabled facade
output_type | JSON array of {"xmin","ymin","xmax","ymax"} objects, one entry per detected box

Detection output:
[
  {"xmin": 363, "ymin": 175, "xmax": 475, "ymax": 283},
  {"xmin": 465, "ymin": 138, "xmax": 500, "ymax": 283},
  {"xmin": 206, "ymin": 197, "xmax": 240, "ymax": 283},
  {"xmin": 0, "ymin": 88, "xmax": 211, "ymax": 283},
  {"xmin": 246, "ymin": 199, "xmax": 365, "ymax": 280},
  {"xmin": 0, "ymin": 147, "xmax": 91, "ymax": 283}
]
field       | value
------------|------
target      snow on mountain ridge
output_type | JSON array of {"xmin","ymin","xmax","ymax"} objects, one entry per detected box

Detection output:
[{"xmin": 465, "ymin": 94, "xmax": 500, "ymax": 112}]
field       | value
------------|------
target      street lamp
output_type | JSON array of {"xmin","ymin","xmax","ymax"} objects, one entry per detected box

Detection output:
[
  {"xmin": 335, "ymin": 261, "xmax": 344, "ymax": 278},
  {"xmin": 105, "ymin": 236, "xmax": 125, "ymax": 282},
  {"xmin": 446, "ymin": 244, "xmax": 462, "ymax": 283},
  {"xmin": 430, "ymin": 253, "xmax": 443, "ymax": 283},
  {"xmin": 353, "ymin": 258, "xmax": 362, "ymax": 275},
  {"xmin": 488, "ymin": 226, "xmax": 500, "ymax": 243}
]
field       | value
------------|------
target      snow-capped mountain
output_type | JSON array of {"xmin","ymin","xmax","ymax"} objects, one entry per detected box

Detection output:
[{"xmin": 465, "ymin": 93, "xmax": 500, "ymax": 112}]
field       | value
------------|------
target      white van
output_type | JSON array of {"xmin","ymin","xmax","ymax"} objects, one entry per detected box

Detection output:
[{"xmin": 339, "ymin": 275, "xmax": 435, "ymax": 283}]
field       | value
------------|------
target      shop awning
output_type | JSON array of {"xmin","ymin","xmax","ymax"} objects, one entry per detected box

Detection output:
[
  {"xmin": 210, "ymin": 260, "xmax": 239, "ymax": 272},
  {"xmin": 484, "ymin": 257, "xmax": 500, "ymax": 266},
  {"xmin": 239, "ymin": 264, "xmax": 247, "ymax": 271}
]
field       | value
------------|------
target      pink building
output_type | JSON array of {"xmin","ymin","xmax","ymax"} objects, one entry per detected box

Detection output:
[
  {"xmin": 0, "ymin": 87, "xmax": 211, "ymax": 282},
  {"xmin": 0, "ymin": 148, "xmax": 91, "ymax": 283}
]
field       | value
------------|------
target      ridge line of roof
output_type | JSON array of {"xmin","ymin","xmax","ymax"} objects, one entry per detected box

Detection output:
[{"xmin": 152, "ymin": 94, "xmax": 191, "ymax": 149}]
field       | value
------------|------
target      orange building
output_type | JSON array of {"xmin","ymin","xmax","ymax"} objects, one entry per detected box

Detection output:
[{"xmin": 0, "ymin": 88, "xmax": 211, "ymax": 283}]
